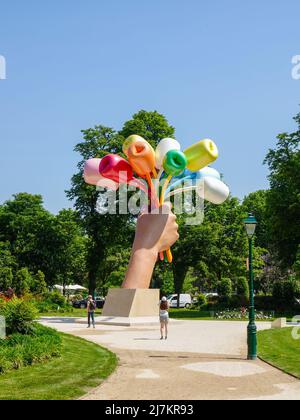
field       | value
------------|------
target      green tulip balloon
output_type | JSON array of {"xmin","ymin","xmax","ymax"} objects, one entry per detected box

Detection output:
[{"xmin": 163, "ymin": 149, "xmax": 188, "ymax": 177}]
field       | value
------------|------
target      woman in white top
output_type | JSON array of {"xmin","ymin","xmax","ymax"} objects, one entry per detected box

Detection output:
[{"xmin": 159, "ymin": 297, "xmax": 169, "ymax": 340}]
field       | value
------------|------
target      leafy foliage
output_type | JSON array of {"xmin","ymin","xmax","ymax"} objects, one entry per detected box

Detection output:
[
  {"xmin": 119, "ymin": 110, "xmax": 175, "ymax": 149},
  {"xmin": 0, "ymin": 324, "xmax": 61, "ymax": 375},
  {"xmin": 236, "ymin": 276, "xmax": 250, "ymax": 300},
  {"xmin": 264, "ymin": 113, "xmax": 300, "ymax": 267},
  {"xmin": 0, "ymin": 194, "xmax": 87, "ymax": 288},
  {"xmin": 0, "ymin": 298, "xmax": 38, "ymax": 335},
  {"xmin": 217, "ymin": 278, "xmax": 233, "ymax": 298}
]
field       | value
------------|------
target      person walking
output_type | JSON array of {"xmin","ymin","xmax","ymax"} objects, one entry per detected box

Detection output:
[
  {"xmin": 87, "ymin": 295, "xmax": 96, "ymax": 328},
  {"xmin": 159, "ymin": 296, "xmax": 169, "ymax": 340}
]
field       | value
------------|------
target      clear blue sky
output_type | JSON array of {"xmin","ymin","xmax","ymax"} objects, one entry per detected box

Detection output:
[{"xmin": 0, "ymin": 0, "xmax": 299, "ymax": 214}]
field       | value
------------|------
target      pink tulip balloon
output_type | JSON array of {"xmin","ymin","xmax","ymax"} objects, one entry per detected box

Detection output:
[{"xmin": 83, "ymin": 159, "xmax": 119, "ymax": 190}]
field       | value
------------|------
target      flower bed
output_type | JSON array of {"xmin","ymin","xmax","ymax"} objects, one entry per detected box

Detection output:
[{"xmin": 214, "ymin": 309, "xmax": 274, "ymax": 320}]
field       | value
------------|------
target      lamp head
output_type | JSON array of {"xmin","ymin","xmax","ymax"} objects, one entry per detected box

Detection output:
[{"xmin": 243, "ymin": 213, "xmax": 258, "ymax": 238}]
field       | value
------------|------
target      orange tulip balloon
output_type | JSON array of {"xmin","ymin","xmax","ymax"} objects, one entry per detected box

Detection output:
[{"xmin": 125, "ymin": 136, "xmax": 156, "ymax": 178}]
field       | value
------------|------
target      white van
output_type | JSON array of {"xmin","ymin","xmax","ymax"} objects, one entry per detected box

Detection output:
[{"xmin": 167, "ymin": 294, "xmax": 192, "ymax": 309}]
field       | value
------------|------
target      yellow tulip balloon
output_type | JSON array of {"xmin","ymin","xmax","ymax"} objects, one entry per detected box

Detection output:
[
  {"xmin": 123, "ymin": 135, "xmax": 145, "ymax": 156},
  {"xmin": 184, "ymin": 139, "xmax": 219, "ymax": 172}
]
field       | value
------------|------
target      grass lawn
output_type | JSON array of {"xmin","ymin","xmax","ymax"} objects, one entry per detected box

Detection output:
[
  {"xmin": 169, "ymin": 309, "xmax": 214, "ymax": 320},
  {"xmin": 39, "ymin": 308, "xmax": 102, "ymax": 318},
  {"xmin": 258, "ymin": 328, "xmax": 300, "ymax": 379},
  {"xmin": 0, "ymin": 333, "xmax": 117, "ymax": 400}
]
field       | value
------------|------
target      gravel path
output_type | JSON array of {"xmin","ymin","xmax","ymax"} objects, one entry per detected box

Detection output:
[{"xmin": 40, "ymin": 318, "xmax": 300, "ymax": 400}]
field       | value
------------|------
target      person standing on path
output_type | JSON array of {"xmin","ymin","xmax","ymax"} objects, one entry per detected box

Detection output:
[
  {"xmin": 160, "ymin": 296, "xmax": 169, "ymax": 340},
  {"xmin": 87, "ymin": 295, "xmax": 96, "ymax": 328}
]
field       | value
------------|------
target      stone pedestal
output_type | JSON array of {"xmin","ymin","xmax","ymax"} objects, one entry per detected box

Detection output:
[
  {"xmin": 102, "ymin": 288, "xmax": 160, "ymax": 318},
  {"xmin": 271, "ymin": 318, "xmax": 287, "ymax": 329}
]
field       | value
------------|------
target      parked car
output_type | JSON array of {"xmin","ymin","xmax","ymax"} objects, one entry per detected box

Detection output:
[
  {"xmin": 72, "ymin": 296, "xmax": 105, "ymax": 309},
  {"xmin": 167, "ymin": 294, "xmax": 192, "ymax": 309}
]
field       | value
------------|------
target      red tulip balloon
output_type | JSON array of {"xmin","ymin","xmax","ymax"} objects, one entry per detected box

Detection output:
[
  {"xmin": 99, "ymin": 155, "xmax": 133, "ymax": 183},
  {"xmin": 99, "ymin": 154, "xmax": 147, "ymax": 193}
]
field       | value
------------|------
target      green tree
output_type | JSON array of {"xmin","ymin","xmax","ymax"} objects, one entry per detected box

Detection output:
[
  {"xmin": 13, "ymin": 268, "xmax": 32, "ymax": 296},
  {"xmin": 264, "ymin": 112, "xmax": 300, "ymax": 268},
  {"xmin": 0, "ymin": 194, "xmax": 52, "ymax": 276},
  {"xmin": 171, "ymin": 197, "xmax": 248, "ymax": 303},
  {"xmin": 31, "ymin": 270, "xmax": 48, "ymax": 295},
  {"xmin": 0, "ymin": 267, "xmax": 13, "ymax": 292},
  {"xmin": 152, "ymin": 264, "xmax": 175, "ymax": 296},
  {"xmin": 119, "ymin": 110, "xmax": 175, "ymax": 149},
  {"xmin": 242, "ymin": 190, "xmax": 269, "ymax": 249},
  {"xmin": 0, "ymin": 194, "xmax": 87, "ymax": 287},
  {"xmin": 273, "ymin": 277, "xmax": 300, "ymax": 306},
  {"xmin": 51, "ymin": 209, "xmax": 88, "ymax": 288},
  {"xmin": 0, "ymin": 242, "xmax": 16, "ymax": 291},
  {"xmin": 293, "ymin": 246, "xmax": 300, "ymax": 279},
  {"xmin": 197, "ymin": 294, "xmax": 207, "ymax": 309},
  {"xmin": 236, "ymin": 276, "xmax": 250, "ymax": 300},
  {"xmin": 218, "ymin": 278, "xmax": 233, "ymax": 298}
]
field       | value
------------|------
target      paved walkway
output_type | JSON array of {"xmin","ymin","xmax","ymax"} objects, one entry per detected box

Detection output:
[{"xmin": 41, "ymin": 318, "xmax": 300, "ymax": 400}]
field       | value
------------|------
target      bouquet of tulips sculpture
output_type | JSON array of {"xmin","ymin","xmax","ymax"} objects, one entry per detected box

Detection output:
[{"xmin": 84, "ymin": 135, "xmax": 230, "ymax": 263}]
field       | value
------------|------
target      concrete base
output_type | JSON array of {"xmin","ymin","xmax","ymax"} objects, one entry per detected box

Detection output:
[
  {"xmin": 77, "ymin": 316, "xmax": 160, "ymax": 327},
  {"xmin": 272, "ymin": 318, "xmax": 287, "ymax": 329},
  {"xmin": 102, "ymin": 288, "xmax": 160, "ymax": 318}
]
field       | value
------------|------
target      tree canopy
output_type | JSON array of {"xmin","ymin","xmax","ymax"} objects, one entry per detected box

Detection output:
[{"xmin": 264, "ymin": 113, "xmax": 300, "ymax": 267}]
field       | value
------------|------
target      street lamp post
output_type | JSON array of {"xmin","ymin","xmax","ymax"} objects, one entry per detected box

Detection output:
[{"xmin": 243, "ymin": 214, "xmax": 258, "ymax": 361}]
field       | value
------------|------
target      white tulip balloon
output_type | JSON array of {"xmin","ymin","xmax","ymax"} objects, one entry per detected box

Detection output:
[
  {"xmin": 155, "ymin": 138, "xmax": 181, "ymax": 169},
  {"xmin": 198, "ymin": 166, "xmax": 221, "ymax": 180},
  {"xmin": 197, "ymin": 177, "xmax": 230, "ymax": 204},
  {"xmin": 166, "ymin": 176, "xmax": 230, "ymax": 205}
]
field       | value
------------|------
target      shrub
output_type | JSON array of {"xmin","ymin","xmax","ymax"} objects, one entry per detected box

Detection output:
[
  {"xmin": 32, "ymin": 291, "xmax": 73, "ymax": 314},
  {"xmin": 31, "ymin": 271, "xmax": 48, "ymax": 295},
  {"xmin": 273, "ymin": 277, "xmax": 300, "ymax": 306},
  {"xmin": 46, "ymin": 291, "xmax": 67, "ymax": 307},
  {"xmin": 217, "ymin": 278, "xmax": 233, "ymax": 298},
  {"xmin": 13, "ymin": 268, "xmax": 32, "ymax": 297},
  {"xmin": 254, "ymin": 295, "xmax": 275, "ymax": 311},
  {"xmin": 0, "ymin": 324, "xmax": 62, "ymax": 374},
  {"xmin": 0, "ymin": 298, "xmax": 38, "ymax": 335},
  {"xmin": 197, "ymin": 294, "xmax": 207, "ymax": 309},
  {"xmin": 236, "ymin": 276, "xmax": 250, "ymax": 300},
  {"xmin": 0, "ymin": 267, "xmax": 13, "ymax": 292}
]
